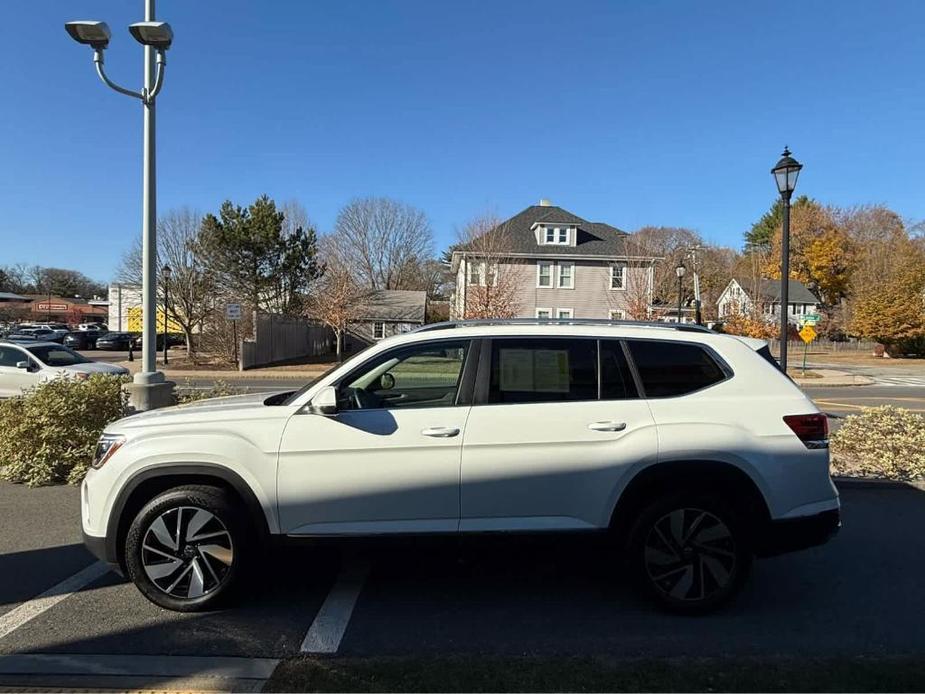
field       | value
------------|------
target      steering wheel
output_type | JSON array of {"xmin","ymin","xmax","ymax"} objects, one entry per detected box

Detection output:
[{"xmin": 347, "ymin": 387, "xmax": 380, "ymax": 410}]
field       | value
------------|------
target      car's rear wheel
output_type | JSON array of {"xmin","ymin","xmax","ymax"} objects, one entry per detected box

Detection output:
[
  {"xmin": 627, "ymin": 493, "xmax": 752, "ymax": 614},
  {"xmin": 124, "ymin": 485, "xmax": 249, "ymax": 612}
]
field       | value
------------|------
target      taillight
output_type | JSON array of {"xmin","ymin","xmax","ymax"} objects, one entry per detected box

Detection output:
[{"xmin": 783, "ymin": 413, "xmax": 829, "ymax": 448}]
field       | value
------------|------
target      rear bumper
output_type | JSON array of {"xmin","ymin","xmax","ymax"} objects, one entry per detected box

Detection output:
[{"xmin": 757, "ymin": 508, "xmax": 840, "ymax": 557}]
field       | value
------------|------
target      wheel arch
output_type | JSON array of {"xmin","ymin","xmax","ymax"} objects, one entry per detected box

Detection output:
[
  {"xmin": 106, "ymin": 464, "xmax": 271, "ymax": 571},
  {"xmin": 609, "ymin": 460, "xmax": 771, "ymax": 545}
]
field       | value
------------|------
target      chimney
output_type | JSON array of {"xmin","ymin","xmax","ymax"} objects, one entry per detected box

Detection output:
[{"xmin": 538, "ymin": 198, "xmax": 552, "ymax": 207}]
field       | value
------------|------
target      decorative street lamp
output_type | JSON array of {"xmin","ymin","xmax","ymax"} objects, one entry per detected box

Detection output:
[
  {"xmin": 65, "ymin": 2, "xmax": 174, "ymax": 410},
  {"xmin": 161, "ymin": 264, "xmax": 171, "ymax": 366},
  {"xmin": 771, "ymin": 147, "xmax": 803, "ymax": 373},
  {"xmin": 675, "ymin": 262, "xmax": 686, "ymax": 324}
]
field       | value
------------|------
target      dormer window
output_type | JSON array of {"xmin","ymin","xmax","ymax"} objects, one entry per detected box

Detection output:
[{"xmin": 543, "ymin": 226, "xmax": 570, "ymax": 245}]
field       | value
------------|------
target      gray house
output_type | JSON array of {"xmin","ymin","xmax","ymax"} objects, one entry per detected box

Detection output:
[
  {"xmin": 348, "ymin": 289, "xmax": 427, "ymax": 344},
  {"xmin": 451, "ymin": 200, "xmax": 660, "ymax": 320},
  {"xmin": 717, "ymin": 278, "xmax": 820, "ymax": 326}
]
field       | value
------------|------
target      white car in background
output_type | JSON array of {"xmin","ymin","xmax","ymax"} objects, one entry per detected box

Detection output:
[
  {"xmin": 0, "ymin": 340, "xmax": 129, "ymax": 397},
  {"xmin": 81, "ymin": 319, "xmax": 839, "ymax": 614}
]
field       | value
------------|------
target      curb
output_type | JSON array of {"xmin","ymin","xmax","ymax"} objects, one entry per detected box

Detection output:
[{"xmin": 833, "ymin": 476, "xmax": 925, "ymax": 492}]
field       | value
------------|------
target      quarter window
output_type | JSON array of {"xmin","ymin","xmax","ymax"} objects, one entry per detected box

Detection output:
[
  {"xmin": 626, "ymin": 340, "xmax": 726, "ymax": 397},
  {"xmin": 488, "ymin": 338, "xmax": 597, "ymax": 404}
]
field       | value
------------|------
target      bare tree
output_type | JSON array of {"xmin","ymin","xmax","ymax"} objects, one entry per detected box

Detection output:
[
  {"xmin": 329, "ymin": 197, "xmax": 433, "ymax": 290},
  {"xmin": 116, "ymin": 208, "xmax": 215, "ymax": 358},
  {"xmin": 304, "ymin": 239, "xmax": 374, "ymax": 361},
  {"xmin": 455, "ymin": 213, "xmax": 526, "ymax": 319}
]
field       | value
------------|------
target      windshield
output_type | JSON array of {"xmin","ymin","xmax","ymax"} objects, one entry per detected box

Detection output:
[{"xmin": 27, "ymin": 344, "xmax": 91, "ymax": 367}]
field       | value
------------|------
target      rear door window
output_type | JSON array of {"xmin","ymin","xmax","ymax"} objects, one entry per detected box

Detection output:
[
  {"xmin": 488, "ymin": 338, "xmax": 597, "ymax": 404},
  {"xmin": 626, "ymin": 340, "xmax": 727, "ymax": 397},
  {"xmin": 600, "ymin": 340, "xmax": 639, "ymax": 400}
]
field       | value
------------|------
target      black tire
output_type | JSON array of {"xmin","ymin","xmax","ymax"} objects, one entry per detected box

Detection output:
[
  {"xmin": 124, "ymin": 484, "xmax": 250, "ymax": 612},
  {"xmin": 626, "ymin": 492, "xmax": 752, "ymax": 614}
]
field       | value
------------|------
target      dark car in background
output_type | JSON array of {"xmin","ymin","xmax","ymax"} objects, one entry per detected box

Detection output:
[
  {"xmin": 95, "ymin": 332, "xmax": 135, "ymax": 351},
  {"xmin": 6, "ymin": 328, "xmax": 59, "ymax": 342},
  {"xmin": 63, "ymin": 330, "xmax": 107, "ymax": 350}
]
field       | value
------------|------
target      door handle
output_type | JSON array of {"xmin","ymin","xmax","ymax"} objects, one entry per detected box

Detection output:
[
  {"xmin": 588, "ymin": 421, "xmax": 627, "ymax": 432},
  {"xmin": 421, "ymin": 426, "xmax": 460, "ymax": 438}
]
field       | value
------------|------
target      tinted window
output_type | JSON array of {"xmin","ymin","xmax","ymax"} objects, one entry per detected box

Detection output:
[
  {"xmin": 489, "ymin": 338, "xmax": 597, "ymax": 404},
  {"xmin": 0, "ymin": 346, "xmax": 26, "ymax": 367},
  {"xmin": 26, "ymin": 345, "xmax": 89, "ymax": 367},
  {"xmin": 600, "ymin": 340, "xmax": 638, "ymax": 400},
  {"xmin": 341, "ymin": 340, "xmax": 468, "ymax": 410},
  {"xmin": 627, "ymin": 340, "xmax": 726, "ymax": 397}
]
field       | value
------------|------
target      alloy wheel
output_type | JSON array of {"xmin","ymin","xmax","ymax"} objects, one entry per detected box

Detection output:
[
  {"xmin": 643, "ymin": 507, "xmax": 736, "ymax": 602},
  {"xmin": 140, "ymin": 506, "xmax": 234, "ymax": 599}
]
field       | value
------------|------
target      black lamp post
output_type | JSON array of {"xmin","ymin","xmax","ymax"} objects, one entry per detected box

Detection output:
[
  {"xmin": 771, "ymin": 147, "xmax": 803, "ymax": 373},
  {"xmin": 161, "ymin": 264, "xmax": 171, "ymax": 365},
  {"xmin": 675, "ymin": 262, "xmax": 686, "ymax": 324}
]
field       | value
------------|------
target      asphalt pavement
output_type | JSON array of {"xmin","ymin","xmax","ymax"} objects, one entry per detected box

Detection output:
[{"xmin": 1, "ymin": 481, "xmax": 924, "ymax": 689}]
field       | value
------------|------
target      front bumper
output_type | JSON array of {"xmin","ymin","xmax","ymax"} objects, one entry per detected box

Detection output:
[{"xmin": 757, "ymin": 508, "xmax": 841, "ymax": 557}]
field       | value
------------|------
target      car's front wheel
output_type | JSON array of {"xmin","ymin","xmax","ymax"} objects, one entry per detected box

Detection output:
[
  {"xmin": 627, "ymin": 493, "xmax": 752, "ymax": 614},
  {"xmin": 124, "ymin": 485, "xmax": 249, "ymax": 612}
]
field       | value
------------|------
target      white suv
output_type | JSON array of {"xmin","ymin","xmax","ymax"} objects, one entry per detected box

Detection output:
[{"xmin": 82, "ymin": 320, "xmax": 839, "ymax": 613}]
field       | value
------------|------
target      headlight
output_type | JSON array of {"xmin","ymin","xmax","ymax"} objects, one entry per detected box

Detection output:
[{"xmin": 92, "ymin": 433, "xmax": 125, "ymax": 469}]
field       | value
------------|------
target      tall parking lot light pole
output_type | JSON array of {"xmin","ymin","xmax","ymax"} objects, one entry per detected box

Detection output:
[
  {"xmin": 675, "ymin": 262, "xmax": 686, "ymax": 324},
  {"xmin": 65, "ymin": 2, "xmax": 175, "ymax": 409},
  {"xmin": 162, "ymin": 264, "xmax": 171, "ymax": 365},
  {"xmin": 771, "ymin": 147, "xmax": 803, "ymax": 374}
]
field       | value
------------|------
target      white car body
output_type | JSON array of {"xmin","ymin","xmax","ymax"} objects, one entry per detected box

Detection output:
[
  {"xmin": 0, "ymin": 340, "xmax": 129, "ymax": 398},
  {"xmin": 82, "ymin": 322, "xmax": 839, "ymax": 563}
]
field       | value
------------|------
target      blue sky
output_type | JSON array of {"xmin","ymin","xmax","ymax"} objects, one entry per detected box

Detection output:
[{"xmin": 2, "ymin": 0, "xmax": 924, "ymax": 282}]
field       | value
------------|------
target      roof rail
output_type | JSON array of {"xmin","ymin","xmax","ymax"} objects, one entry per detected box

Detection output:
[{"xmin": 412, "ymin": 318, "xmax": 713, "ymax": 334}]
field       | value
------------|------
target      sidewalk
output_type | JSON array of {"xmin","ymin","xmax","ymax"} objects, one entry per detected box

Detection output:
[
  {"xmin": 791, "ymin": 368, "xmax": 875, "ymax": 387},
  {"xmin": 121, "ymin": 360, "xmax": 333, "ymax": 380}
]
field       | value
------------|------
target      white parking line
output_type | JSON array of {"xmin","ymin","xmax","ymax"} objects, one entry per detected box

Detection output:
[
  {"xmin": 300, "ymin": 560, "xmax": 370, "ymax": 654},
  {"xmin": 0, "ymin": 561, "xmax": 110, "ymax": 641}
]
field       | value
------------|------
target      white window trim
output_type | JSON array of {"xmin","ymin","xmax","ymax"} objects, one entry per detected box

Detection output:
[
  {"xmin": 610, "ymin": 263, "xmax": 627, "ymax": 291},
  {"xmin": 557, "ymin": 262, "xmax": 575, "ymax": 289},
  {"xmin": 609, "ymin": 309, "xmax": 626, "ymax": 320},
  {"xmin": 535, "ymin": 307, "xmax": 552, "ymax": 319},
  {"xmin": 466, "ymin": 260, "xmax": 482, "ymax": 286},
  {"xmin": 536, "ymin": 261, "xmax": 553, "ymax": 288},
  {"xmin": 541, "ymin": 226, "xmax": 571, "ymax": 245},
  {"xmin": 372, "ymin": 321, "xmax": 385, "ymax": 340},
  {"xmin": 556, "ymin": 308, "xmax": 573, "ymax": 319}
]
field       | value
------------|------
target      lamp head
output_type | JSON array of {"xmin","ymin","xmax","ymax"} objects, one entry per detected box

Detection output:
[
  {"xmin": 65, "ymin": 21, "xmax": 111, "ymax": 49},
  {"xmin": 771, "ymin": 146, "xmax": 803, "ymax": 196},
  {"xmin": 128, "ymin": 21, "xmax": 173, "ymax": 50},
  {"xmin": 675, "ymin": 264, "xmax": 686, "ymax": 278},
  {"xmin": 162, "ymin": 264, "xmax": 172, "ymax": 279}
]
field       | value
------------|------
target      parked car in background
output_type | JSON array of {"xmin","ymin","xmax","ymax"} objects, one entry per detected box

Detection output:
[
  {"xmin": 82, "ymin": 319, "xmax": 839, "ymax": 614},
  {"xmin": 96, "ymin": 333, "xmax": 135, "ymax": 351},
  {"xmin": 0, "ymin": 340, "xmax": 129, "ymax": 398},
  {"xmin": 64, "ymin": 329, "xmax": 108, "ymax": 350},
  {"xmin": 6, "ymin": 328, "xmax": 59, "ymax": 342},
  {"xmin": 78, "ymin": 323, "xmax": 108, "ymax": 332}
]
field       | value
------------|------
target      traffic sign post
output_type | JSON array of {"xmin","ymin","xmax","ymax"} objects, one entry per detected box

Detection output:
[
  {"xmin": 226, "ymin": 304, "xmax": 242, "ymax": 367},
  {"xmin": 798, "ymin": 324, "xmax": 817, "ymax": 375}
]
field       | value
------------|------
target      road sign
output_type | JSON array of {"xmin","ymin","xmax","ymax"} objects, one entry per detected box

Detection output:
[
  {"xmin": 801, "ymin": 313, "xmax": 821, "ymax": 326},
  {"xmin": 799, "ymin": 325, "xmax": 817, "ymax": 343},
  {"xmin": 225, "ymin": 303, "xmax": 242, "ymax": 321}
]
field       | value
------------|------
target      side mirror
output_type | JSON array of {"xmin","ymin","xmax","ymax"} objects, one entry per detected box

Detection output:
[
  {"xmin": 309, "ymin": 385, "xmax": 338, "ymax": 415},
  {"xmin": 15, "ymin": 361, "xmax": 31, "ymax": 370}
]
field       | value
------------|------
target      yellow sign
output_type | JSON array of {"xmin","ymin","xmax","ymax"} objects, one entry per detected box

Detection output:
[
  {"xmin": 127, "ymin": 306, "xmax": 182, "ymax": 333},
  {"xmin": 799, "ymin": 325, "xmax": 817, "ymax": 343}
]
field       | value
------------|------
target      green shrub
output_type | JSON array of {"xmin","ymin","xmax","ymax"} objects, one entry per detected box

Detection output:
[
  {"xmin": 175, "ymin": 379, "xmax": 243, "ymax": 403},
  {"xmin": 830, "ymin": 406, "xmax": 925, "ymax": 481},
  {"xmin": 0, "ymin": 375, "xmax": 128, "ymax": 486}
]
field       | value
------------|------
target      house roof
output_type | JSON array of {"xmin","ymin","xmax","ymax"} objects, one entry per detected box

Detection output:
[
  {"xmin": 457, "ymin": 203, "xmax": 657, "ymax": 259},
  {"xmin": 732, "ymin": 278, "xmax": 819, "ymax": 304},
  {"xmin": 358, "ymin": 290, "xmax": 427, "ymax": 323}
]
